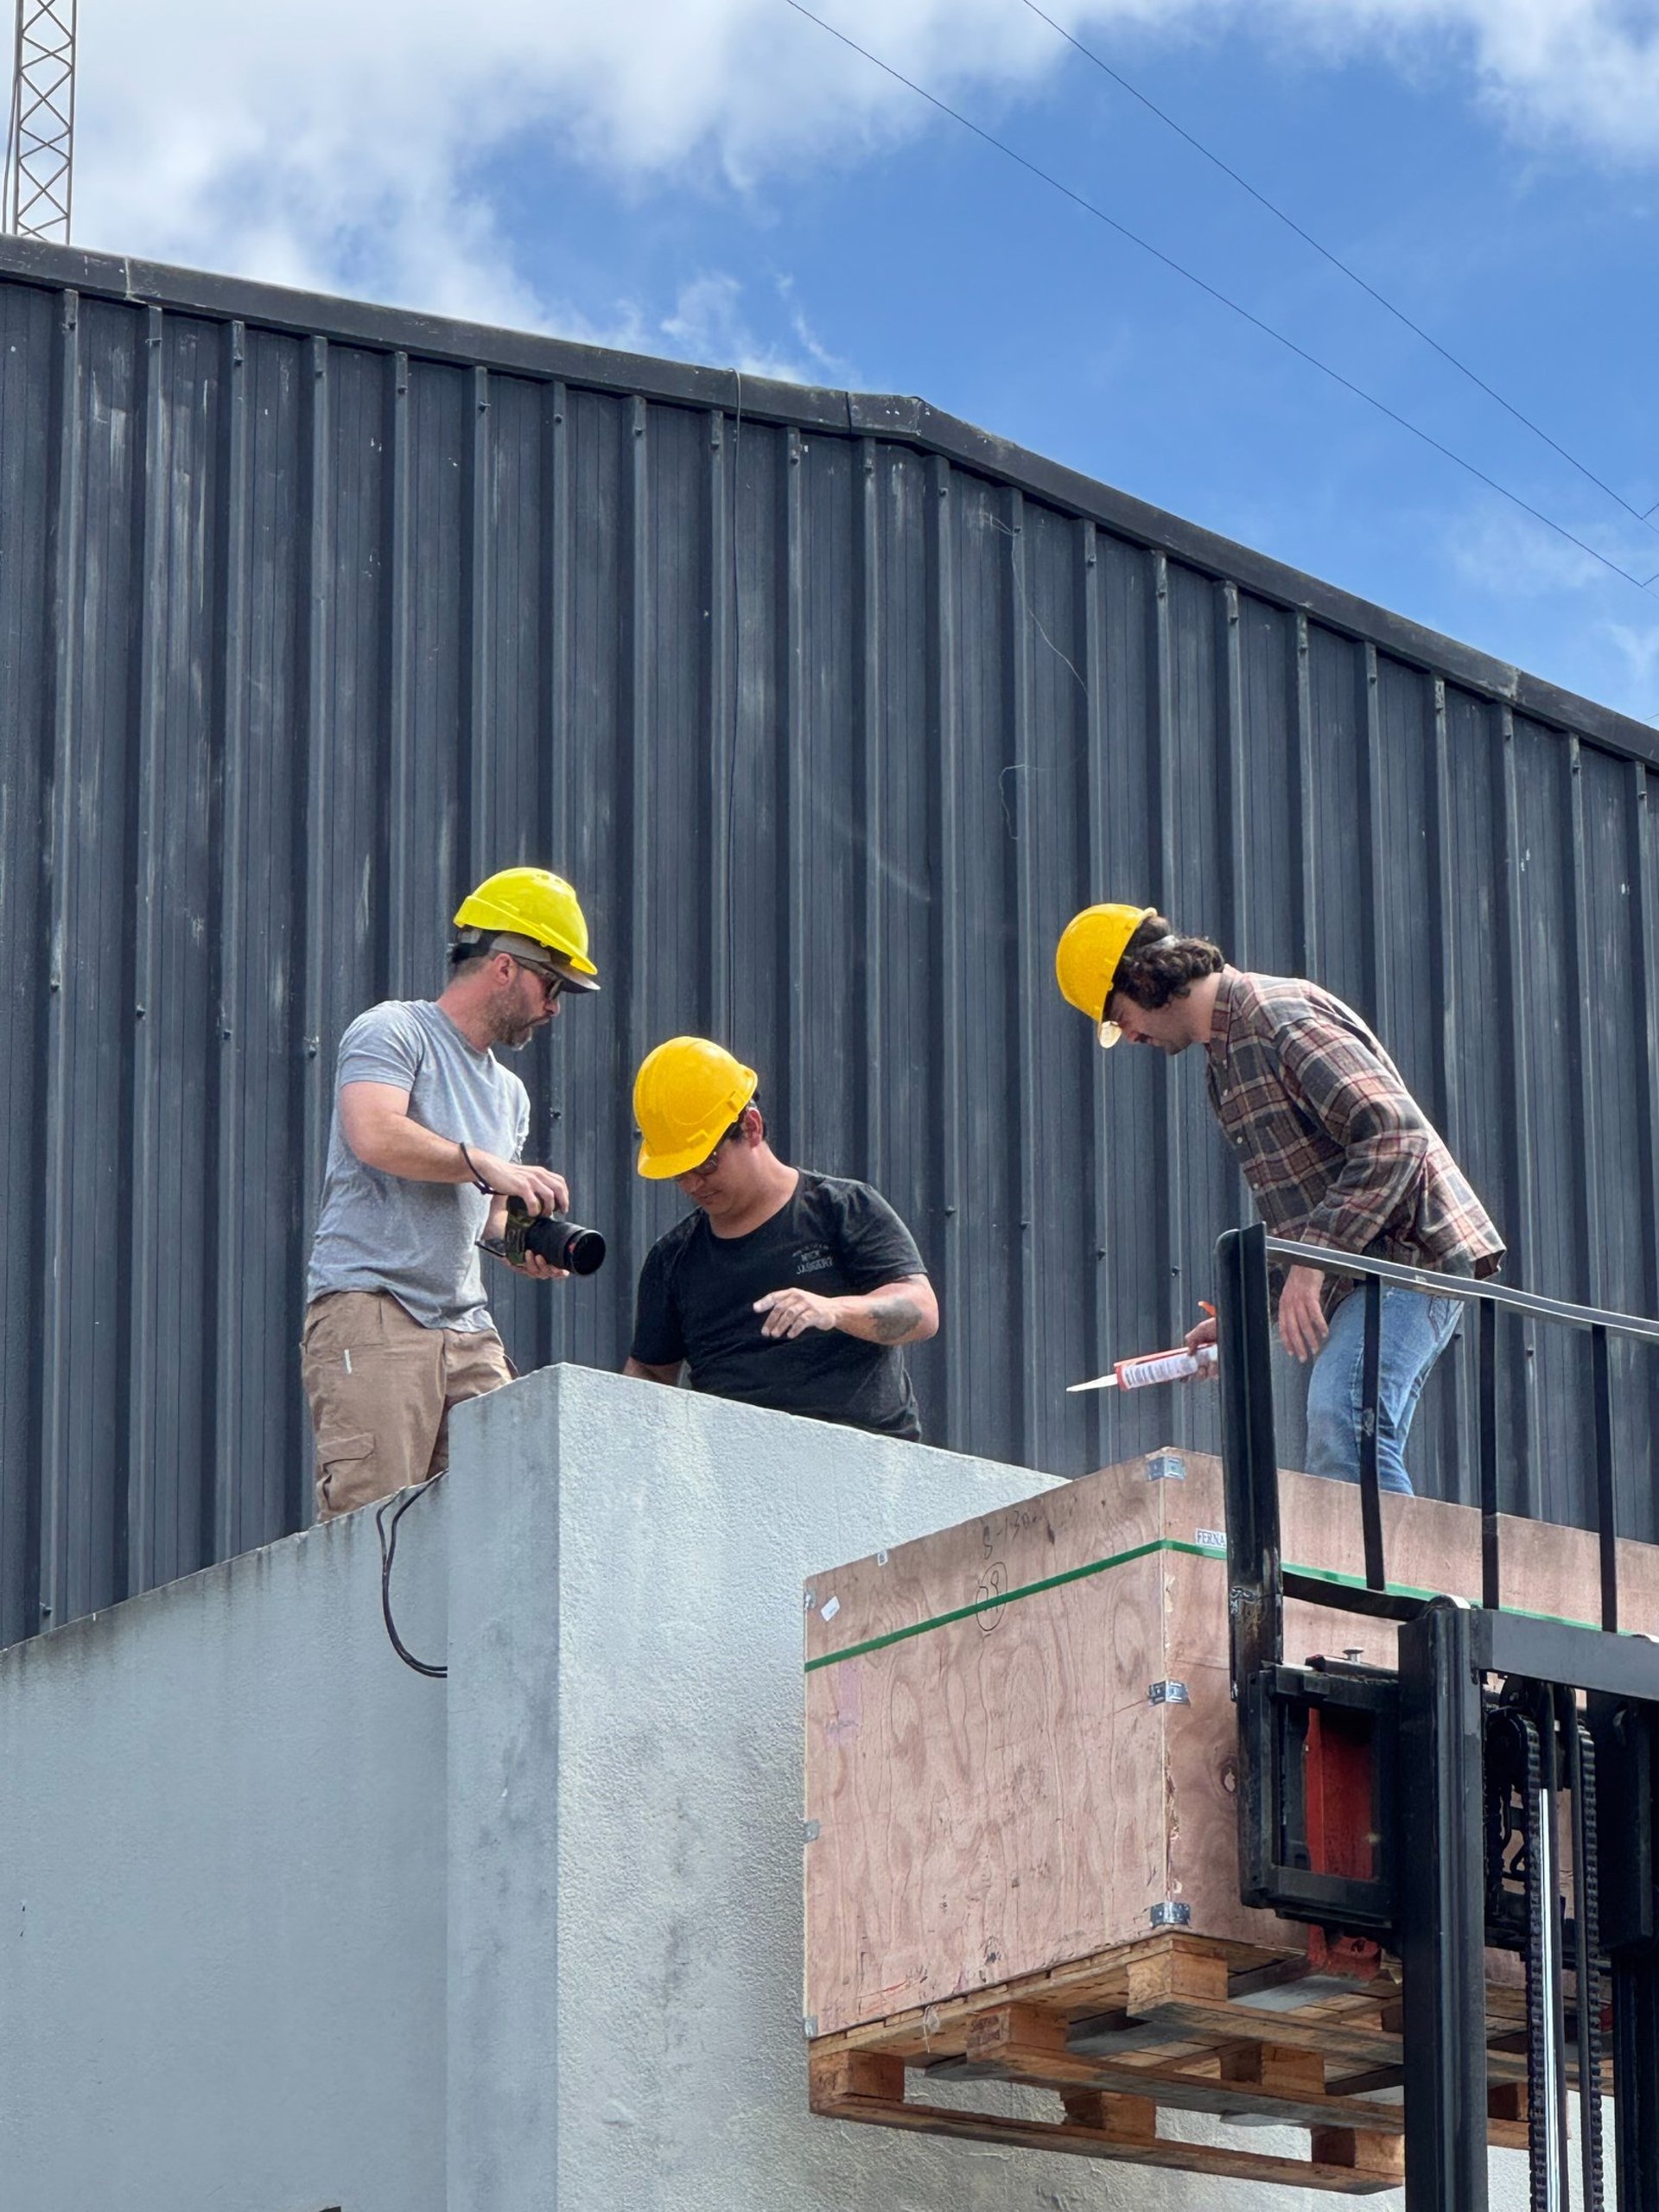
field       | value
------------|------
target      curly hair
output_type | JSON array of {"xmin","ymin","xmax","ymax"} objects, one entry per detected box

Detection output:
[{"xmin": 1111, "ymin": 912, "xmax": 1224, "ymax": 1011}]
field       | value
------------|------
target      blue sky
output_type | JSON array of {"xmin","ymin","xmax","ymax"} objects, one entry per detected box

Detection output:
[{"xmin": 70, "ymin": 0, "xmax": 1659, "ymax": 724}]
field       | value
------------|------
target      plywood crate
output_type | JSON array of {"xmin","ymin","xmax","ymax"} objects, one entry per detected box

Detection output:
[{"xmin": 803, "ymin": 1451, "xmax": 1658, "ymax": 2190}]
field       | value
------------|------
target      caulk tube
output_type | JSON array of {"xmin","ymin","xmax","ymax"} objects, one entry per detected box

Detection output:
[
  {"xmin": 1067, "ymin": 1342, "xmax": 1218, "ymax": 1393},
  {"xmin": 1112, "ymin": 1344, "xmax": 1217, "ymax": 1390}
]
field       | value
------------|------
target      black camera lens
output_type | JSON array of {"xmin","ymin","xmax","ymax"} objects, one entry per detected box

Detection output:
[{"xmin": 524, "ymin": 1213, "xmax": 607, "ymax": 1276}]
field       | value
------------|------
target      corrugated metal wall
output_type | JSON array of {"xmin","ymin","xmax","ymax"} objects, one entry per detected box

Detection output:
[{"xmin": 3, "ymin": 236, "xmax": 1657, "ymax": 1647}]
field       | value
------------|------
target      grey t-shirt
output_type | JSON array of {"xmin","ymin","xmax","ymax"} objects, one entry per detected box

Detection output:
[{"xmin": 306, "ymin": 1000, "xmax": 530, "ymax": 1332}]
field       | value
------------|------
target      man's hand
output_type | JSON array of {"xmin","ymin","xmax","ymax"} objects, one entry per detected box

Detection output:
[
  {"xmin": 470, "ymin": 1153, "xmax": 569, "ymax": 1217},
  {"xmin": 1184, "ymin": 1313, "xmax": 1218, "ymax": 1355},
  {"xmin": 482, "ymin": 1166, "xmax": 573, "ymax": 1282},
  {"xmin": 753, "ymin": 1278, "xmax": 938, "ymax": 1345},
  {"xmin": 511, "ymin": 1245, "xmax": 567, "ymax": 1283},
  {"xmin": 1277, "ymin": 1263, "xmax": 1329, "ymax": 1362},
  {"xmin": 754, "ymin": 1288, "xmax": 842, "ymax": 1340},
  {"xmin": 1183, "ymin": 1306, "xmax": 1219, "ymax": 1380}
]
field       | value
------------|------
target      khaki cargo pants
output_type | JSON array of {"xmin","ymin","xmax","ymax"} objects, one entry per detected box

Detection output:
[{"xmin": 301, "ymin": 1290, "xmax": 512, "ymax": 1521}]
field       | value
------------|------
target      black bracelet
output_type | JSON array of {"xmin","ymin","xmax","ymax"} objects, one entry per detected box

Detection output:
[{"xmin": 458, "ymin": 1141, "xmax": 495, "ymax": 1194}]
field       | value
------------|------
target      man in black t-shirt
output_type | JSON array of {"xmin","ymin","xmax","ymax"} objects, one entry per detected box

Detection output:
[{"xmin": 623, "ymin": 1037, "xmax": 938, "ymax": 1440}]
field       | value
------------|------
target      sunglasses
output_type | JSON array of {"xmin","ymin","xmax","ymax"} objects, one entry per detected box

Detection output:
[{"xmin": 508, "ymin": 953, "xmax": 572, "ymax": 999}]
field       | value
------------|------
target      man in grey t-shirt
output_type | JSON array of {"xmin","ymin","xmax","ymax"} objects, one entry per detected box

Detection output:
[{"xmin": 302, "ymin": 867, "xmax": 600, "ymax": 1520}]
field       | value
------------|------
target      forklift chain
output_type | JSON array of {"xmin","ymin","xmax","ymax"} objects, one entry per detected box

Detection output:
[
  {"xmin": 1573, "ymin": 1716, "xmax": 1606, "ymax": 2212},
  {"xmin": 1515, "ymin": 1702, "xmax": 1553, "ymax": 2212},
  {"xmin": 1486, "ymin": 1705, "xmax": 1531, "ymax": 1921},
  {"xmin": 1484, "ymin": 1697, "xmax": 1554, "ymax": 2209}
]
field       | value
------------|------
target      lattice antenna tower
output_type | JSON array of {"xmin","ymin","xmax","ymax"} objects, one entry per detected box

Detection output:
[{"xmin": 4, "ymin": 0, "xmax": 76, "ymax": 241}]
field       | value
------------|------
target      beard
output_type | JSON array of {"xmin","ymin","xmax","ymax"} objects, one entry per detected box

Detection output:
[{"xmin": 485, "ymin": 986, "xmax": 541, "ymax": 1052}]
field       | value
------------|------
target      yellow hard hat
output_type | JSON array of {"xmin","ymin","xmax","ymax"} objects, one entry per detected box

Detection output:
[
  {"xmin": 454, "ymin": 867, "xmax": 599, "ymax": 988},
  {"xmin": 633, "ymin": 1037, "xmax": 759, "ymax": 1180},
  {"xmin": 1055, "ymin": 903, "xmax": 1156, "ymax": 1047}
]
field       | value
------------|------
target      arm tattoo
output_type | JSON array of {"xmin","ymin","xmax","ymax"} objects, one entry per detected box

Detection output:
[{"xmin": 866, "ymin": 1294, "xmax": 922, "ymax": 1344}]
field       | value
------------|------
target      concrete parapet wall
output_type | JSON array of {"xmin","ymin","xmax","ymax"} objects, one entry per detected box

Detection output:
[
  {"xmin": 0, "ymin": 1366, "xmax": 1535, "ymax": 2209},
  {"xmin": 0, "ymin": 1487, "xmax": 450, "ymax": 2212}
]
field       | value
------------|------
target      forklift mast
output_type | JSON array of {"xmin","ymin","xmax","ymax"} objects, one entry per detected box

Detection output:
[{"xmin": 1217, "ymin": 1223, "xmax": 1659, "ymax": 2212}]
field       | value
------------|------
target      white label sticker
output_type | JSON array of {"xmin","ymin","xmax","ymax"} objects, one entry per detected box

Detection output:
[
  {"xmin": 1194, "ymin": 1527, "xmax": 1226, "ymax": 1550},
  {"xmin": 821, "ymin": 1595, "xmax": 841, "ymax": 1623}
]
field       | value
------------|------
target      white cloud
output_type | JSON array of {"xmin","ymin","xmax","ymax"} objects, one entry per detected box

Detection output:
[
  {"xmin": 72, "ymin": 0, "xmax": 1061, "ymax": 328},
  {"xmin": 1446, "ymin": 491, "xmax": 1659, "ymax": 599},
  {"xmin": 1599, "ymin": 620, "xmax": 1659, "ymax": 720},
  {"xmin": 1295, "ymin": 0, "xmax": 1659, "ymax": 164},
  {"xmin": 658, "ymin": 273, "xmax": 857, "ymax": 383},
  {"xmin": 1439, "ymin": 496, "xmax": 1659, "ymax": 722},
  {"xmin": 1433, "ymin": 493, "xmax": 1659, "ymax": 716},
  {"xmin": 59, "ymin": 1, "xmax": 1659, "ymax": 347}
]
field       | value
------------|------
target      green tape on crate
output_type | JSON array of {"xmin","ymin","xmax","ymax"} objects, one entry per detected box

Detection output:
[
  {"xmin": 804, "ymin": 1541, "xmax": 1608, "ymax": 1671},
  {"xmin": 804, "ymin": 1536, "xmax": 1214, "ymax": 1670}
]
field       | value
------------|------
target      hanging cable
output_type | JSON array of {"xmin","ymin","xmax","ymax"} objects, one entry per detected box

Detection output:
[
  {"xmin": 376, "ymin": 1476, "xmax": 448, "ymax": 1680},
  {"xmin": 781, "ymin": 0, "xmax": 1659, "ymax": 597},
  {"xmin": 1017, "ymin": 0, "xmax": 1659, "ymax": 538}
]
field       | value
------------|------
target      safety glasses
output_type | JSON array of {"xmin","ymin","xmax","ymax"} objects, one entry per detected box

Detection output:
[
  {"xmin": 510, "ymin": 952, "xmax": 573, "ymax": 1000},
  {"xmin": 683, "ymin": 1119, "xmax": 747, "ymax": 1179}
]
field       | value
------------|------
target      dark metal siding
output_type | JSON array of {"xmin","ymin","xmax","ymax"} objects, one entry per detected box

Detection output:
[{"xmin": 2, "ymin": 235, "xmax": 1656, "ymax": 1646}]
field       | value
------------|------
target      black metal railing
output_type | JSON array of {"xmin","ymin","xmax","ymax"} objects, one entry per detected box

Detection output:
[
  {"xmin": 1215, "ymin": 1219, "xmax": 1659, "ymax": 2212},
  {"xmin": 1217, "ymin": 1222, "xmax": 1659, "ymax": 1684}
]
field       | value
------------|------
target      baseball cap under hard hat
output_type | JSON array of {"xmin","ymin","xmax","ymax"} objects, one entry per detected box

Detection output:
[
  {"xmin": 453, "ymin": 867, "xmax": 600, "ymax": 991},
  {"xmin": 1054, "ymin": 903, "xmax": 1156, "ymax": 1047}
]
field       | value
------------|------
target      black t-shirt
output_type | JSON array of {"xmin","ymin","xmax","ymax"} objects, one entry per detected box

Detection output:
[{"xmin": 629, "ymin": 1173, "xmax": 928, "ymax": 1440}]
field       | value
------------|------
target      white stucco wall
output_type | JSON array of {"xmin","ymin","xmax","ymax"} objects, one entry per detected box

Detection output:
[
  {"xmin": 0, "ymin": 1365, "xmax": 1540, "ymax": 2210},
  {"xmin": 0, "ymin": 1497, "xmax": 450, "ymax": 2212}
]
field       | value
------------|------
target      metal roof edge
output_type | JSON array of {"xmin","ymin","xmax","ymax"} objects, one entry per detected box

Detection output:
[
  {"xmin": 870, "ymin": 396, "xmax": 1659, "ymax": 769},
  {"xmin": 4, "ymin": 232, "xmax": 1653, "ymax": 768}
]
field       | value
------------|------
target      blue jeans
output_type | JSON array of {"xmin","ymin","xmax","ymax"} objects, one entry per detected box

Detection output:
[{"xmin": 1303, "ymin": 1287, "xmax": 1461, "ymax": 1495}]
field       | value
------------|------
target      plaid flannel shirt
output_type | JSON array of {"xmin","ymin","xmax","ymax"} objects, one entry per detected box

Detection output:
[{"xmin": 1205, "ymin": 968, "xmax": 1503, "ymax": 1298}]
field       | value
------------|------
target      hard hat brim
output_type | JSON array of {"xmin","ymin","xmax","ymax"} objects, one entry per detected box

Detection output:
[
  {"xmin": 636, "ymin": 1135, "xmax": 718, "ymax": 1180},
  {"xmin": 550, "ymin": 960, "xmax": 601, "ymax": 991}
]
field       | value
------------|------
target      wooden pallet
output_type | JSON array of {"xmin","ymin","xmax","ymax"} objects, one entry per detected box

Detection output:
[{"xmin": 810, "ymin": 1933, "xmax": 1592, "ymax": 2194}]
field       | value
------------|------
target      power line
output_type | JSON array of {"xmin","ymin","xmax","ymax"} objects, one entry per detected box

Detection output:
[
  {"xmin": 1018, "ymin": 0, "xmax": 1659, "ymax": 538},
  {"xmin": 781, "ymin": 0, "xmax": 1659, "ymax": 598}
]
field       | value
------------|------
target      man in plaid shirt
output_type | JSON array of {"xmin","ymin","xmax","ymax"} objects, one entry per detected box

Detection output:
[{"xmin": 1056, "ymin": 904, "xmax": 1503, "ymax": 1493}]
